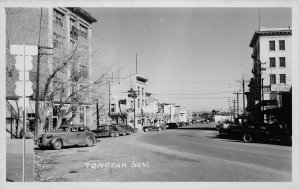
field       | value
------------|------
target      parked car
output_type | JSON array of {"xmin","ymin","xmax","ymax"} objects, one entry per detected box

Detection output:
[
  {"xmin": 92, "ymin": 125, "xmax": 124, "ymax": 137},
  {"xmin": 38, "ymin": 124, "xmax": 97, "ymax": 150},
  {"xmin": 178, "ymin": 122, "xmax": 189, "ymax": 127},
  {"xmin": 217, "ymin": 122, "xmax": 243, "ymax": 139},
  {"xmin": 166, "ymin": 123, "xmax": 179, "ymax": 129},
  {"xmin": 118, "ymin": 125, "xmax": 138, "ymax": 133},
  {"xmin": 143, "ymin": 125, "xmax": 163, "ymax": 132},
  {"xmin": 241, "ymin": 123, "xmax": 292, "ymax": 145},
  {"xmin": 218, "ymin": 122, "xmax": 292, "ymax": 146}
]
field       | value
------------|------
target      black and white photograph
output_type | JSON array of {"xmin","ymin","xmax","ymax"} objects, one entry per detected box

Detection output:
[{"xmin": 1, "ymin": 0, "xmax": 300, "ymax": 187}]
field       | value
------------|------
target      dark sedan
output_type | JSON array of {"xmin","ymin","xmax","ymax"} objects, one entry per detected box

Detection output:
[
  {"xmin": 143, "ymin": 125, "xmax": 163, "ymax": 132},
  {"xmin": 92, "ymin": 125, "xmax": 124, "ymax": 137},
  {"xmin": 118, "ymin": 125, "xmax": 138, "ymax": 134},
  {"xmin": 38, "ymin": 124, "xmax": 97, "ymax": 150}
]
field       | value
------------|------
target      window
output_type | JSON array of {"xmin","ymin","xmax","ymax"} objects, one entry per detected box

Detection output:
[
  {"xmin": 137, "ymin": 87, "xmax": 140, "ymax": 95},
  {"xmin": 279, "ymin": 40, "xmax": 285, "ymax": 50},
  {"xmin": 280, "ymin": 74, "xmax": 286, "ymax": 84},
  {"xmin": 270, "ymin": 74, "xmax": 276, "ymax": 85},
  {"xmin": 78, "ymin": 127, "xmax": 85, "ymax": 132},
  {"xmin": 79, "ymin": 65, "xmax": 88, "ymax": 78},
  {"xmin": 70, "ymin": 18, "xmax": 76, "ymax": 30},
  {"xmin": 142, "ymin": 99, "xmax": 144, "ymax": 106},
  {"xmin": 142, "ymin": 87, "xmax": 144, "ymax": 96},
  {"xmin": 70, "ymin": 40, "xmax": 76, "ymax": 51},
  {"xmin": 53, "ymin": 32, "xmax": 65, "ymax": 50},
  {"xmin": 53, "ymin": 9, "xmax": 65, "ymax": 28},
  {"xmin": 269, "ymin": 41, "xmax": 275, "ymax": 51},
  {"xmin": 78, "ymin": 107, "xmax": 85, "ymax": 124},
  {"xmin": 138, "ymin": 99, "xmax": 140, "ymax": 108},
  {"xmin": 79, "ymin": 24, "xmax": 88, "ymax": 39},
  {"xmin": 70, "ymin": 127, "xmax": 77, "ymax": 132},
  {"xmin": 131, "ymin": 100, "xmax": 133, "ymax": 109},
  {"xmin": 70, "ymin": 19, "xmax": 79, "ymax": 40},
  {"xmin": 269, "ymin": 57, "xmax": 276, "ymax": 68},
  {"xmin": 54, "ymin": 81, "xmax": 67, "ymax": 97},
  {"xmin": 279, "ymin": 57, "xmax": 286, "ymax": 67},
  {"xmin": 111, "ymin": 104, "xmax": 115, "ymax": 113}
]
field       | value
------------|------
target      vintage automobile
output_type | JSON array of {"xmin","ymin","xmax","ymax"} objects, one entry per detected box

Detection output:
[
  {"xmin": 118, "ymin": 125, "xmax": 137, "ymax": 134},
  {"xmin": 217, "ymin": 121, "xmax": 292, "ymax": 146},
  {"xmin": 166, "ymin": 123, "xmax": 179, "ymax": 129},
  {"xmin": 38, "ymin": 124, "xmax": 98, "ymax": 150},
  {"xmin": 143, "ymin": 125, "xmax": 163, "ymax": 132},
  {"xmin": 92, "ymin": 125, "xmax": 125, "ymax": 137}
]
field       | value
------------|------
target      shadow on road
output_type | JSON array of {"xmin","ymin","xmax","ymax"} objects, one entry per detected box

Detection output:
[
  {"xmin": 209, "ymin": 135, "xmax": 291, "ymax": 147},
  {"xmin": 177, "ymin": 127, "xmax": 218, "ymax": 131}
]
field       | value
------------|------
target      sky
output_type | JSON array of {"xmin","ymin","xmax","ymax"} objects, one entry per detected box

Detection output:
[{"xmin": 86, "ymin": 7, "xmax": 291, "ymax": 112}]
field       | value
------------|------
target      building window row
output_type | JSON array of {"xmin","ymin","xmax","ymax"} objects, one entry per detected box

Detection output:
[
  {"xmin": 270, "ymin": 74, "xmax": 286, "ymax": 84},
  {"xmin": 269, "ymin": 57, "xmax": 286, "ymax": 68},
  {"xmin": 54, "ymin": 9, "xmax": 89, "ymax": 40},
  {"xmin": 269, "ymin": 40, "xmax": 285, "ymax": 51}
]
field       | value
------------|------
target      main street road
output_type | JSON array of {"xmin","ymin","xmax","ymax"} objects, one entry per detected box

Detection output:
[{"xmin": 35, "ymin": 123, "xmax": 291, "ymax": 182}]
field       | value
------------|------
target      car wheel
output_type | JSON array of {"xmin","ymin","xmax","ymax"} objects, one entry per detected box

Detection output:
[
  {"xmin": 110, "ymin": 132, "xmax": 115, "ymax": 137},
  {"xmin": 122, "ymin": 131, "xmax": 127, "ymax": 136},
  {"xmin": 115, "ymin": 132, "xmax": 119, "ymax": 137},
  {"xmin": 86, "ymin": 137, "xmax": 94, "ymax": 147},
  {"xmin": 243, "ymin": 133, "xmax": 253, "ymax": 143},
  {"xmin": 144, "ymin": 128, "xmax": 149, "ymax": 132},
  {"xmin": 52, "ymin": 140, "xmax": 62, "ymax": 150}
]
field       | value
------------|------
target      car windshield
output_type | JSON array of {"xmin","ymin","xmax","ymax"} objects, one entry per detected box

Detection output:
[{"xmin": 56, "ymin": 127, "xmax": 69, "ymax": 132}]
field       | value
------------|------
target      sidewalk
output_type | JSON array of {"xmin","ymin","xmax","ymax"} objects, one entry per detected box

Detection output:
[{"xmin": 6, "ymin": 139, "xmax": 34, "ymax": 182}]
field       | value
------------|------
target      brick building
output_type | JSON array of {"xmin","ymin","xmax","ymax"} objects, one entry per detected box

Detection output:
[{"xmin": 6, "ymin": 8, "xmax": 97, "ymax": 137}]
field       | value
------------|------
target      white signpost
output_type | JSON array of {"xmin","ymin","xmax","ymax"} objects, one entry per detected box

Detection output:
[{"xmin": 10, "ymin": 44, "xmax": 38, "ymax": 182}]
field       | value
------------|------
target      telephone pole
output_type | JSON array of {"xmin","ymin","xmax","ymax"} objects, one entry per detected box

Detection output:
[
  {"xmin": 233, "ymin": 92, "xmax": 242, "ymax": 116},
  {"xmin": 136, "ymin": 53, "xmax": 138, "ymax": 74},
  {"xmin": 232, "ymin": 100, "xmax": 236, "ymax": 118},
  {"xmin": 34, "ymin": 46, "xmax": 52, "ymax": 141}
]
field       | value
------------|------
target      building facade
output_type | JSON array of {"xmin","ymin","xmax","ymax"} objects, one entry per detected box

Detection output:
[
  {"xmin": 6, "ymin": 8, "xmax": 97, "ymax": 137},
  {"xmin": 247, "ymin": 27, "xmax": 292, "ymax": 128}
]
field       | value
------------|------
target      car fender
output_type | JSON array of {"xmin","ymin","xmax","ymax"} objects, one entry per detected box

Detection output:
[{"xmin": 50, "ymin": 137, "xmax": 66, "ymax": 146}]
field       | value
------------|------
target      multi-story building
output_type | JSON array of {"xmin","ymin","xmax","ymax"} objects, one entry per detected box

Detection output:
[
  {"xmin": 247, "ymin": 27, "xmax": 292, "ymax": 127},
  {"xmin": 143, "ymin": 92, "xmax": 159, "ymax": 125},
  {"xmin": 6, "ymin": 8, "xmax": 97, "ymax": 137}
]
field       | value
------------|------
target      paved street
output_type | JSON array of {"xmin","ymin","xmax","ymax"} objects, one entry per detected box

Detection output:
[{"xmin": 34, "ymin": 123, "xmax": 291, "ymax": 182}]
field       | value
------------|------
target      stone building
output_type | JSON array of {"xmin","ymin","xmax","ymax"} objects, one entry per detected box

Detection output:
[{"xmin": 6, "ymin": 8, "xmax": 97, "ymax": 137}]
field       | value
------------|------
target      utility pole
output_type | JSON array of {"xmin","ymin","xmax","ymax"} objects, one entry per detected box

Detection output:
[
  {"xmin": 118, "ymin": 50, "xmax": 120, "ymax": 84},
  {"xmin": 261, "ymin": 78, "xmax": 264, "ymax": 122},
  {"xmin": 242, "ymin": 79, "xmax": 246, "ymax": 124},
  {"xmin": 34, "ymin": 45, "xmax": 52, "ymax": 141},
  {"xmin": 232, "ymin": 100, "xmax": 236, "ymax": 118},
  {"xmin": 108, "ymin": 81, "xmax": 111, "ymax": 117},
  {"xmin": 128, "ymin": 88, "xmax": 138, "ymax": 128},
  {"xmin": 242, "ymin": 79, "xmax": 246, "ymax": 115},
  {"xmin": 228, "ymin": 97, "xmax": 231, "ymax": 121},
  {"xmin": 96, "ymin": 102, "xmax": 99, "ymax": 128},
  {"xmin": 136, "ymin": 53, "xmax": 138, "ymax": 74},
  {"xmin": 233, "ymin": 92, "xmax": 242, "ymax": 116}
]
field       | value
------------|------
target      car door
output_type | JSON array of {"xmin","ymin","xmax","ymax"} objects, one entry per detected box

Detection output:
[
  {"xmin": 77, "ymin": 126, "xmax": 87, "ymax": 144},
  {"xmin": 68, "ymin": 127, "xmax": 79, "ymax": 144}
]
